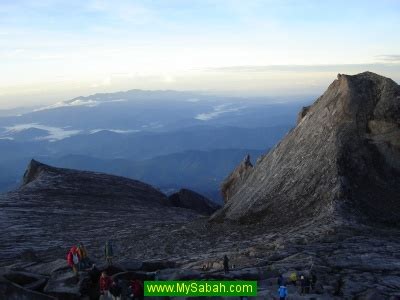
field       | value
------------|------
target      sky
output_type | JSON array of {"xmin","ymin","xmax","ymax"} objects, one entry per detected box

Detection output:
[{"xmin": 0, "ymin": 0, "xmax": 400, "ymax": 108}]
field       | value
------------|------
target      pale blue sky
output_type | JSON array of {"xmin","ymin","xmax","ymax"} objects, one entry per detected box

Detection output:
[{"xmin": 0, "ymin": 0, "xmax": 399, "ymax": 108}]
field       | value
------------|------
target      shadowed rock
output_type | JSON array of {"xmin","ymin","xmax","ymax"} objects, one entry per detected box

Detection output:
[
  {"xmin": 220, "ymin": 154, "xmax": 253, "ymax": 203},
  {"xmin": 168, "ymin": 189, "xmax": 221, "ymax": 215},
  {"xmin": 0, "ymin": 276, "xmax": 56, "ymax": 300}
]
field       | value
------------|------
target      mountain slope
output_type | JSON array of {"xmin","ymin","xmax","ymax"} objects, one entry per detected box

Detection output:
[
  {"xmin": 214, "ymin": 72, "xmax": 400, "ymax": 225},
  {"xmin": 0, "ymin": 160, "xmax": 201, "ymax": 264}
]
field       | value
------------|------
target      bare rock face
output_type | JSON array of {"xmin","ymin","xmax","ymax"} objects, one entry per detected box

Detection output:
[
  {"xmin": 168, "ymin": 189, "xmax": 221, "ymax": 215},
  {"xmin": 220, "ymin": 154, "xmax": 253, "ymax": 203},
  {"xmin": 0, "ymin": 161, "xmax": 201, "ymax": 265},
  {"xmin": 213, "ymin": 72, "xmax": 400, "ymax": 225}
]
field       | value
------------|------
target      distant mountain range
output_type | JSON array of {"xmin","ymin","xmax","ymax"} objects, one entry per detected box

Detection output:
[{"xmin": 0, "ymin": 90, "xmax": 309, "ymax": 201}]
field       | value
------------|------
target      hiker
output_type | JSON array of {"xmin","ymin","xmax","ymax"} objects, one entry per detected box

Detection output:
[
  {"xmin": 110, "ymin": 279, "xmax": 122, "ymax": 300},
  {"xmin": 104, "ymin": 240, "xmax": 114, "ymax": 266},
  {"xmin": 77, "ymin": 242, "xmax": 90, "ymax": 269},
  {"xmin": 277, "ymin": 274, "xmax": 285, "ymax": 286},
  {"xmin": 300, "ymin": 275, "xmax": 306, "ymax": 295},
  {"xmin": 66, "ymin": 245, "xmax": 81, "ymax": 274},
  {"xmin": 289, "ymin": 271, "xmax": 297, "ymax": 286},
  {"xmin": 129, "ymin": 279, "xmax": 144, "ymax": 300},
  {"xmin": 88, "ymin": 264, "xmax": 100, "ymax": 285},
  {"xmin": 310, "ymin": 272, "xmax": 317, "ymax": 290},
  {"xmin": 223, "ymin": 255, "xmax": 230, "ymax": 274},
  {"xmin": 277, "ymin": 284, "xmax": 288, "ymax": 300},
  {"xmin": 99, "ymin": 271, "xmax": 113, "ymax": 299}
]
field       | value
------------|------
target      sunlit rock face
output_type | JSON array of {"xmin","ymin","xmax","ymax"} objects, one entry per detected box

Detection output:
[{"xmin": 214, "ymin": 72, "xmax": 400, "ymax": 225}]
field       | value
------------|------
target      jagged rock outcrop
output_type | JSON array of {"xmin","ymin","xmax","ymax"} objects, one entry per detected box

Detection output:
[
  {"xmin": 296, "ymin": 105, "xmax": 310, "ymax": 124},
  {"xmin": 22, "ymin": 159, "xmax": 48, "ymax": 185},
  {"xmin": 220, "ymin": 154, "xmax": 253, "ymax": 203},
  {"xmin": 168, "ymin": 189, "xmax": 221, "ymax": 215},
  {"xmin": 213, "ymin": 72, "xmax": 400, "ymax": 225}
]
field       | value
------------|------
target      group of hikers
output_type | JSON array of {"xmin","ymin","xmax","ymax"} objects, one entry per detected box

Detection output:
[
  {"xmin": 66, "ymin": 244, "xmax": 318, "ymax": 300},
  {"xmin": 206, "ymin": 255, "xmax": 318, "ymax": 300},
  {"xmin": 99, "ymin": 271, "xmax": 144, "ymax": 300},
  {"xmin": 66, "ymin": 242, "xmax": 92, "ymax": 274},
  {"xmin": 67, "ymin": 240, "xmax": 114, "ymax": 274},
  {"xmin": 66, "ymin": 240, "xmax": 145, "ymax": 299},
  {"xmin": 277, "ymin": 272, "xmax": 318, "ymax": 299}
]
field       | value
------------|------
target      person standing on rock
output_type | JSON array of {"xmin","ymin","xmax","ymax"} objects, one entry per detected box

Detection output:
[
  {"xmin": 99, "ymin": 271, "xmax": 113, "ymax": 300},
  {"xmin": 66, "ymin": 245, "xmax": 81, "ymax": 275},
  {"xmin": 77, "ymin": 242, "xmax": 90, "ymax": 269},
  {"xmin": 289, "ymin": 272, "xmax": 297, "ymax": 286},
  {"xmin": 277, "ymin": 284, "xmax": 288, "ymax": 300},
  {"xmin": 223, "ymin": 255, "xmax": 229, "ymax": 274},
  {"xmin": 110, "ymin": 279, "xmax": 122, "ymax": 300},
  {"xmin": 104, "ymin": 240, "xmax": 114, "ymax": 266},
  {"xmin": 300, "ymin": 275, "xmax": 306, "ymax": 295}
]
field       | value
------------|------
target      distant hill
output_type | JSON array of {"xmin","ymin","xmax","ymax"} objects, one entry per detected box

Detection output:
[
  {"xmin": 37, "ymin": 149, "xmax": 265, "ymax": 202},
  {"xmin": 0, "ymin": 89, "xmax": 307, "ymax": 199}
]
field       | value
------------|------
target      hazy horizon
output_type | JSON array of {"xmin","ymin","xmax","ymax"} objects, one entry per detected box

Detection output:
[{"xmin": 1, "ymin": 0, "xmax": 400, "ymax": 108}]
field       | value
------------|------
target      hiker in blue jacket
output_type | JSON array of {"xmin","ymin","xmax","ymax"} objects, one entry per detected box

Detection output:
[{"xmin": 278, "ymin": 284, "xmax": 288, "ymax": 300}]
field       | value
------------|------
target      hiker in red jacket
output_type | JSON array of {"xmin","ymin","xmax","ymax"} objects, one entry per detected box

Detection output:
[
  {"xmin": 99, "ymin": 271, "xmax": 113, "ymax": 298},
  {"xmin": 66, "ymin": 246, "xmax": 81, "ymax": 274},
  {"xmin": 130, "ymin": 279, "xmax": 143, "ymax": 300}
]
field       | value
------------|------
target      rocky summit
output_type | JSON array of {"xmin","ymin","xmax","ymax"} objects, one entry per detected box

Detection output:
[
  {"xmin": 214, "ymin": 72, "xmax": 400, "ymax": 226},
  {"xmin": 0, "ymin": 160, "xmax": 204, "ymax": 265},
  {"xmin": 1, "ymin": 72, "xmax": 400, "ymax": 299}
]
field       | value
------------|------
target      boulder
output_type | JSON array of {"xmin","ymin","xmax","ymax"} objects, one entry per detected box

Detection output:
[
  {"xmin": 118, "ymin": 259, "xmax": 143, "ymax": 271},
  {"xmin": 25, "ymin": 259, "xmax": 68, "ymax": 276},
  {"xmin": 141, "ymin": 260, "xmax": 176, "ymax": 272},
  {"xmin": 4, "ymin": 271, "xmax": 47, "ymax": 291},
  {"xmin": 112, "ymin": 271, "xmax": 154, "ymax": 282},
  {"xmin": 156, "ymin": 268, "xmax": 202, "ymax": 280},
  {"xmin": 0, "ymin": 277, "xmax": 56, "ymax": 300},
  {"xmin": 43, "ymin": 268, "xmax": 90, "ymax": 300},
  {"xmin": 168, "ymin": 189, "xmax": 221, "ymax": 215},
  {"xmin": 19, "ymin": 249, "xmax": 40, "ymax": 263}
]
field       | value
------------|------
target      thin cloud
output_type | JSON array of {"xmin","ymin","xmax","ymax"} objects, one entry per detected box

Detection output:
[
  {"xmin": 375, "ymin": 55, "xmax": 400, "ymax": 62},
  {"xmin": 207, "ymin": 63, "xmax": 400, "ymax": 73}
]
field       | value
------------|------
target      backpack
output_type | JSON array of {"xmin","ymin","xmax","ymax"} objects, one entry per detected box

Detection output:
[{"xmin": 73, "ymin": 253, "xmax": 79, "ymax": 264}]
